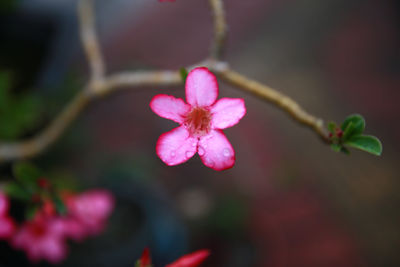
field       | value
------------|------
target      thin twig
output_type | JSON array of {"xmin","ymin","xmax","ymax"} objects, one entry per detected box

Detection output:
[
  {"xmin": 102, "ymin": 70, "xmax": 182, "ymax": 95},
  {"xmin": 208, "ymin": 0, "xmax": 227, "ymax": 59},
  {"xmin": 78, "ymin": 0, "xmax": 105, "ymax": 85},
  {"xmin": 214, "ymin": 67, "xmax": 330, "ymax": 143}
]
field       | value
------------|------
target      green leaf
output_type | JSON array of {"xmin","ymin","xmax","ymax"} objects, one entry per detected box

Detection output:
[
  {"xmin": 327, "ymin": 121, "xmax": 336, "ymax": 134},
  {"xmin": 345, "ymin": 135, "xmax": 382, "ymax": 156},
  {"xmin": 341, "ymin": 114, "xmax": 365, "ymax": 136},
  {"xmin": 0, "ymin": 71, "xmax": 42, "ymax": 140},
  {"xmin": 330, "ymin": 143, "xmax": 341, "ymax": 152},
  {"xmin": 4, "ymin": 182, "xmax": 30, "ymax": 201},
  {"xmin": 342, "ymin": 121, "xmax": 354, "ymax": 141},
  {"xmin": 179, "ymin": 67, "xmax": 188, "ymax": 82},
  {"xmin": 13, "ymin": 162, "xmax": 42, "ymax": 187}
]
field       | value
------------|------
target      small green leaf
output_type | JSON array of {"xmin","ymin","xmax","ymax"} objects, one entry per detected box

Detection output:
[
  {"xmin": 330, "ymin": 143, "xmax": 341, "ymax": 152},
  {"xmin": 327, "ymin": 121, "xmax": 336, "ymax": 134},
  {"xmin": 179, "ymin": 67, "xmax": 188, "ymax": 82},
  {"xmin": 341, "ymin": 114, "xmax": 365, "ymax": 136},
  {"xmin": 13, "ymin": 162, "xmax": 42, "ymax": 187},
  {"xmin": 342, "ymin": 121, "xmax": 354, "ymax": 141},
  {"xmin": 345, "ymin": 135, "xmax": 382, "ymax": 156},
  {"xmin": 4, "ymin": 182, "xmax": 30, "ymax": 201}
]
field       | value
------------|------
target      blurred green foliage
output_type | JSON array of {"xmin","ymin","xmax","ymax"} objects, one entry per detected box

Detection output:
[
  {"xmin": 6, "ymin": 161, "xmax": 68, "ymax": 218},
  {"xmin": 0, "ymin": 72, "xmax": 42, "ymax": 140},
  {"xmin": 0, "ymin": 0, "xmax": 19, "ymax": 12}
]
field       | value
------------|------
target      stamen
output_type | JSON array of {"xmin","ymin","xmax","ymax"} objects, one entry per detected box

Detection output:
[{"xmin": 184, "ymin": 107, "xmax": 211, "ymax": 137}]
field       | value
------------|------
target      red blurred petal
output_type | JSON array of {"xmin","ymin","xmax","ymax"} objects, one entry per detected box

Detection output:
[
  {"xmin": 139, "ymin": 247, "xmax": 152, "ymax": 267},
  {"xmin": 166, "ymin": 249, "xmax": 210, "ymax": 267}
]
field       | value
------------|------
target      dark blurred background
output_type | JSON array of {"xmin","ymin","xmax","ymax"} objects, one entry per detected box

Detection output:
[{"xmin": 0, "ymin": 0, "xmax": 399, "ymax": 266}]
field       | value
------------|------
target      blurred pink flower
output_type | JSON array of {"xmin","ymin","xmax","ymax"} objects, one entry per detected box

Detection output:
[
  {"xmin": 0, "ymin": 192, "xmax": 16, "ymax": 239},
  {"xmin": 10, "ymin": 189, "xmax": 114, "ymax": 263},
  {"xmin": 65, "ymin": 189, "xmax": 115, "ymax": 236},
  {"xmin": 12, "ymin": 214, "xmax": 67, "ymax": 264},
  {"xmin": 150, "ymin": 67, "xmax": 246, "ymax": 171}
]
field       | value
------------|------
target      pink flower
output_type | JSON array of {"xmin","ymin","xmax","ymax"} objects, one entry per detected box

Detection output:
[
  {"xmin": 65, "ymin": 189, "xmax": 114, "ymax": 236},
  {"xmin": 150, "ymin": 67, "xmax": 246, "ymax": 170},
  {"xmin": 12, "ymin": 214, "xmax": 67, "ymax": 264},
  {"xmin": 0, "ymin": 192, "xmax": 16, "ymax": 239}
]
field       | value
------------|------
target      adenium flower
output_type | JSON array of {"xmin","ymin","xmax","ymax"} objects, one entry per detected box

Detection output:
[
  {"xmin": 150, "ymin": 67, "xmax": 246, "ymax": 171},
  {"xmin": 11, "ymin": 189, "xmax": 114, "ymax": 263},
  {"xmin": 0, "ymin": 192, "xmax": 16, "ymax": 239},
  {"xmin": 12, "ymin": 212, "xmax": 67, "ymax": 264},
  {"xmin": 65, "ymin": 189, "xmax": 114, "ymax": 236}
]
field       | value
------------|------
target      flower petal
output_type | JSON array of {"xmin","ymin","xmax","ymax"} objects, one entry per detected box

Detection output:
[
  {"xmin": 166, "ymin": 249, "xmax": 210, "ymax": 267},
  {"xmin": 198, "ymin": 130, "xmax": 235, "ymax": 171},
  {"xmin": 186, "ymin": 67, "xmax": 218, "ymax": 107},
  {"xmin": 0, "ymin": 192, "xmax": 10, "ymax": 216},
  {"xmin": 156, "ymin": 126, "xmax": 198, "ymax": 166},
  {"xmin": 210, "ymin": 98, "xmax": 246, "ymax": 129},
  {"xmin": 150, "ymin": 94, "xmax": 190, "ymax": 123},
  {"xmin": 0, "ymin": 217, "xmax": 16, "ymax": 239}
]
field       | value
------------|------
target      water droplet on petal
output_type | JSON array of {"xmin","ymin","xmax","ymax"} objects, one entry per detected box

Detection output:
[
  {"xmin": 198, "ymin": 147, "xmax": 205, "ymax": 156},
  {"xmin": 192, "ymin": 142, "xmax": 197, "ymax": 147},
  {"xmin": 185, "ymin": 151, "xmax": 192, "ymax": 158},
  {"xmin": 223, "ymin": 148, "xmax": 231, "ymax": 157},
  {"xmin": 204, "ymin": 158, "xmax": 214, "ymax": 167},
  {"xmin": 170, "ymin": 151, "xmax": 176, "ymax": 158}
]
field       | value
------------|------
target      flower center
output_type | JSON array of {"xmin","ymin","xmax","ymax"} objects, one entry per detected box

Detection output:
[
  {"xmin": 184, "ymin": 107, "xmax": 211, "ymax": 137},
  {"xmin": 30, "ymin": 222, "xmax": 46, "ymax": 237}
]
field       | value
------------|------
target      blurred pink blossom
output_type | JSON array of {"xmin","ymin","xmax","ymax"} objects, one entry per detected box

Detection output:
[
  {"xmin": 10, "ymin": 189, "xmax": 114, "ymax": 263},
  {"xmin": 0, "ymin": 192, "xmax": 16, "ymax": 239},
  {"xmin": 65, "ymin": 189, "xmax": 115, "ymax": 236},
  {"xmin": 150, "ymin": 67, "xmax": 246, "ymax": 170},
  {"xmin": 12, "ymin": 213, "xmax": 67, "ymax": 264}
]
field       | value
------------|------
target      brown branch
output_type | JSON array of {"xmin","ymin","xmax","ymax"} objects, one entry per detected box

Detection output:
[
  {"xmin": 78, "ymin": 0, "xmax": 105, "ymax": 85},
  {"xmin": 0, "ymin": 0, "xmax": 331, "ymax": 163},
  {"xmin": 213, "ymin": 67, "xmax": 330, "ymax": 143},
  {"xmin": 208, "ymin": 0, "xmax": 228, "ymax": 59},
  {"xmin": 102, "ymin": 70, "xmax": 182, "ymax": 95}
]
